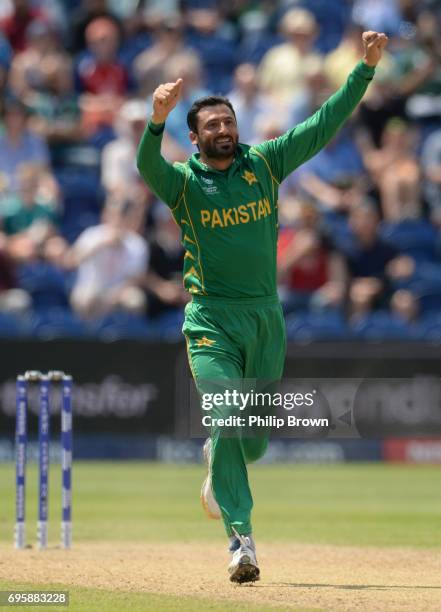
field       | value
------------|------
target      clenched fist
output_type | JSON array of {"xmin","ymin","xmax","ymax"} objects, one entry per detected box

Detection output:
[
  {"xmin": 151, "ymin": 79, "xmax": 183, "ymax": 124},
  {"xmin": 362, "ymin": 31, "xmax": 388, "ymax": 67}
]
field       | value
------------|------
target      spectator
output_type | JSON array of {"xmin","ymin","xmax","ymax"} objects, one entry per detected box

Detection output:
[
  {"xmin": 390, "ymin": 11, "xmax": 441, "ymax": 125},
  {"xmin": 25, "ymin": 54, "xmax": 83, "ymax": 147},
  {"xmin": 142, "ymin": 203, "xmax": 188, "ymax": 318},
  {"xmin": 357, "ymin": 11, "xmax": 441, "ymax": 146},
  {"xmin": 101, "ymin": 99, "xmax": 186, "ymax": 196},
  {"xmin": 287, "ymin": 59, "xmax": 331, "ymax": 127},
  {"xmin": 227, "ymin": 63, "xmax": 273, "ymax": 145},
  {"xmin": 363, "ymin": 118, "xmax": 422, "ymax": 220},
  {"xmin": 101, "ymin": 99, "xmax": 146, "ymax": 195},
  {"xmin": 141, "ymin": 0, "xmax": 180, "ymax": 28},
  {"xmin": 0, "ymin": 0, "xmax": 440, "ymax": 339},
  {"xmin": 160, "ymin": 51, "xmax": 209, "ymax": 155},
  {"xmin": 390, "ymin": 288, "xmax": 419, "ymax": 324},
  {"xmin": 324, "ymin": 24, "xmax": 364, "ymax": 90},
  {"xmin": 352, "ymin": 0, "xmax": 403, "ymax": 36},
  {"xmin": 324, "ymin": 24, "xmax": 405, "ymax": 146},
  {"xmin": 0, "ymin": 164, "xmax": 57, "ymax": 238},
  {"xmin": 421, "ymin": 127, "xmax": 441, "ymax": 220},
  {"xmin": 235, "ymin": 3, "xmax": 281, "ymax": 65},
  {"xmin": 253, "ymin": 115, "xmax": 286, "ymax": 151},
  {"xmin": 338, "ymin": 202, "xmax": 401, "ymax": 320},
  {"xmin": 76, "ymin": 17, "xmax": 129, "ymax": 136},
  {"xmin": 217, "ymin": 0, "xmax": 267, "ymax": 24},
  {"xmin": 0, "ymin": 97, "xmax": 50, "ymax": 195},
  {"xmin": 0, "ymin": 0, "xmax": 50, "ymax": 52},
  {"xmin": 76, "ymin": 17, "xmax": 128, "ymax": 96},
  {"xmin": 12, "ymin": 231, "xmax": 71, "ymax": 311},
  {"xmin": 133, "ymin": 15, "xmax": 184, "ymax": 98},
  {"xmin": 69, "ymin": 0, "xmax": 121, "ymax": 54},
  {"xmin": 116, "ymin": 2, "xmax": 152, "ymax": 72},
  {"xmin": 324, "ymin": 24, "xmax": 395, "ymax": 98},
  {"xmin": 9, "ymin": 19, "xmax": 65, "ymax": 99},
  {"xmin": 185, "ymin": 7, "xmax": 237, "ymax": 94},
  {"xmin": 277, "ymin": 199, "xmax": 347, "ymax": 314},
  {"xmin": 0, "ymin": 232, "xmax": 31, "ymax": 313},
  {"xmin": 67, "ymin": 196, "xmax": 148, "ymax": 319},
  {"xmin": 299, "ymin": 0, "xmax": 349, "ymax": 54},
  {"xmin": 285, "ymin": 126, "xmax": 367, "ymax": 214},
  {"xmin": 258, "ymin": 8, "xmax": 322, "ymax": 106},
  {"xmin": 278, "ymin": 64, "xmax": 365, "ymax": 209}
]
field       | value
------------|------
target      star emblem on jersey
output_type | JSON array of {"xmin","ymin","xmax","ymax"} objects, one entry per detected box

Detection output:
[
  {"xmin": 196, "ymin": 336, "xmax": 216, "ymax": 347},
  {"xmin": 241, "ymin": 171, "xmax": 258, "ymax": 186}
]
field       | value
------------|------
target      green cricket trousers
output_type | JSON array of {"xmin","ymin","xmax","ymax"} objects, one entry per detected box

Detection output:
[{"xmin": 183, "ymin": 294, "xmax": 286, "ymax": 537}]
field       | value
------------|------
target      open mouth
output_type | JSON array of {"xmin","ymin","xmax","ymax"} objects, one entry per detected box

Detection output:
[{"xmin": 216, "ymin": 138, "xmax": 233, "ymax": 145}]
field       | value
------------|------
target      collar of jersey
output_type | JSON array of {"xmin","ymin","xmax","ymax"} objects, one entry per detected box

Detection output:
[{"xmin": 189, "ymin": 143, "xmax": 246, "ymax": 176}]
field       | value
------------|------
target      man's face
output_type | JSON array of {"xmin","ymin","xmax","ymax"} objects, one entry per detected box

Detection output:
[
  {"xmin": 89, "ymin": 33, "xmax": 118, "ymax": 61},
  {"xmin": 190, "ymin": 104, "xmax": 239, "ymax": 159}
]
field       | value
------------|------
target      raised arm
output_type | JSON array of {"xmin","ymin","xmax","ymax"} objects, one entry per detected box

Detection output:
[
  {"xmin": 253, "ymin": 31, "xmax": 388, "ymax": 183},
  {"xmin": 136, "ymin": 79, "xmax": 187, "ymax": 210}
]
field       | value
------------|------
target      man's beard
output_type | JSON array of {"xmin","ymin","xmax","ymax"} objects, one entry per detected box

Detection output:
[{"xmin": 200, "ymin": 137, "xmax": 238, "ymax": 160}]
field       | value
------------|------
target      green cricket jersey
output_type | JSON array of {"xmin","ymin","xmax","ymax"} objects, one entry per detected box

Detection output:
[{"xmin": 137, "ymin": 60, "xmax": 375, "ymax": 299}]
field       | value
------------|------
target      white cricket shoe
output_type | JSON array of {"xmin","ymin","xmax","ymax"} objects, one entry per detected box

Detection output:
[
  {"xmin": 228, "ymin": 531, "xmax": 260, "ymax": 584},
  {"xmin": 200, "ymin": 438, "xmax": 221, "ymax": 520}
]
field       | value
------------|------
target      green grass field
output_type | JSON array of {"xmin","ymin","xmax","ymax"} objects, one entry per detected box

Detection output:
[
  {"xmin": 1, "ymin": 462, "xmax": 439, "ymax": 547},
  {"xmin": 0, "ymin": 462, "xmax": 440, "ymax": 610}
]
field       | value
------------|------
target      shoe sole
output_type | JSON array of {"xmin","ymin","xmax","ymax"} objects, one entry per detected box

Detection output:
[{"xmin": 229, "ymin": 560, "xmax": 260, "ymax": 584}]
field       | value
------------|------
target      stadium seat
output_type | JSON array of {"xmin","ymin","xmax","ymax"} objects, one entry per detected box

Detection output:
[
  {"xmin": 380, "ymin": 220, "xmax": 438, "ymax": 262},
  {"xmin": 350, "ymin": 311, "xmax": 414, "ymax": 341},
  {"xmin": 416, "ymin": 261, "xmax": 441, "ymax": 292},
  {"xmin": 416, "ymin": 313, "xmax": 441, "ymax": 341},
  {"xmin": 17, "ymin": 262, "xmax": 70, "ymax": 310},
  {"xmin": 29, "ymin": 308, "xmax": 89, "ymax": 340},
  {"xmin": 390, "ymin": 260, "xmax": 441, "ymax": 294},
  {"xmin": 154, "ymin": 309, "xmax": 185, "ymax": 342},
  {"xmin": 89, "ymin": 312, "xmax": 155, "ymax": 341},
  {"xmin": 61, "ymin": 211, "xmax": 102, "ymax": 244},
  {"xmin": 285, "ymin": 311, "xmax": 348, "ymax": 342},
  {"xmin": 417, "ymin": 292, "xmax": 441, "ymax": 315},
  {"xmin": 0, "ymin": 312, "xmax": 30, "ymax": 338},
  {"xmin": 56, "ymin": 169, "xmax": 105, "ymax": 243}
]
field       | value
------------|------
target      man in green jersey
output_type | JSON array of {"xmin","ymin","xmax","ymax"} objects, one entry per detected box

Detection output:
[{"xmin": 137, "ymin": 31, "xmax": 388, "ymax": 583}]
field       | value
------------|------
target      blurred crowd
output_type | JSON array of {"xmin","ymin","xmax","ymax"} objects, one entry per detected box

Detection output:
[{"xmin": 1, "ymin": 0, "xmax": 441, "ymax": 341}]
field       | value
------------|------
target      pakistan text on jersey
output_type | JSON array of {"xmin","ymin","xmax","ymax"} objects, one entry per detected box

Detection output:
[{"xmin": 200, "ymin": 198, "xmax": 272, "ymax": 229}]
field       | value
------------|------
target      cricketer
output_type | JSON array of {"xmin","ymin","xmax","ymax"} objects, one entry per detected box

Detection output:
[{"xmin": 137, "ymin": 31, "xmax": 388, "ymax": 584}]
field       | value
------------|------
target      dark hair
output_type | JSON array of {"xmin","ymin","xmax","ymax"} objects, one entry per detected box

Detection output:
[{"xmin": 187, "ymin": 96, "xmax": 236, "ymax": 132}]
